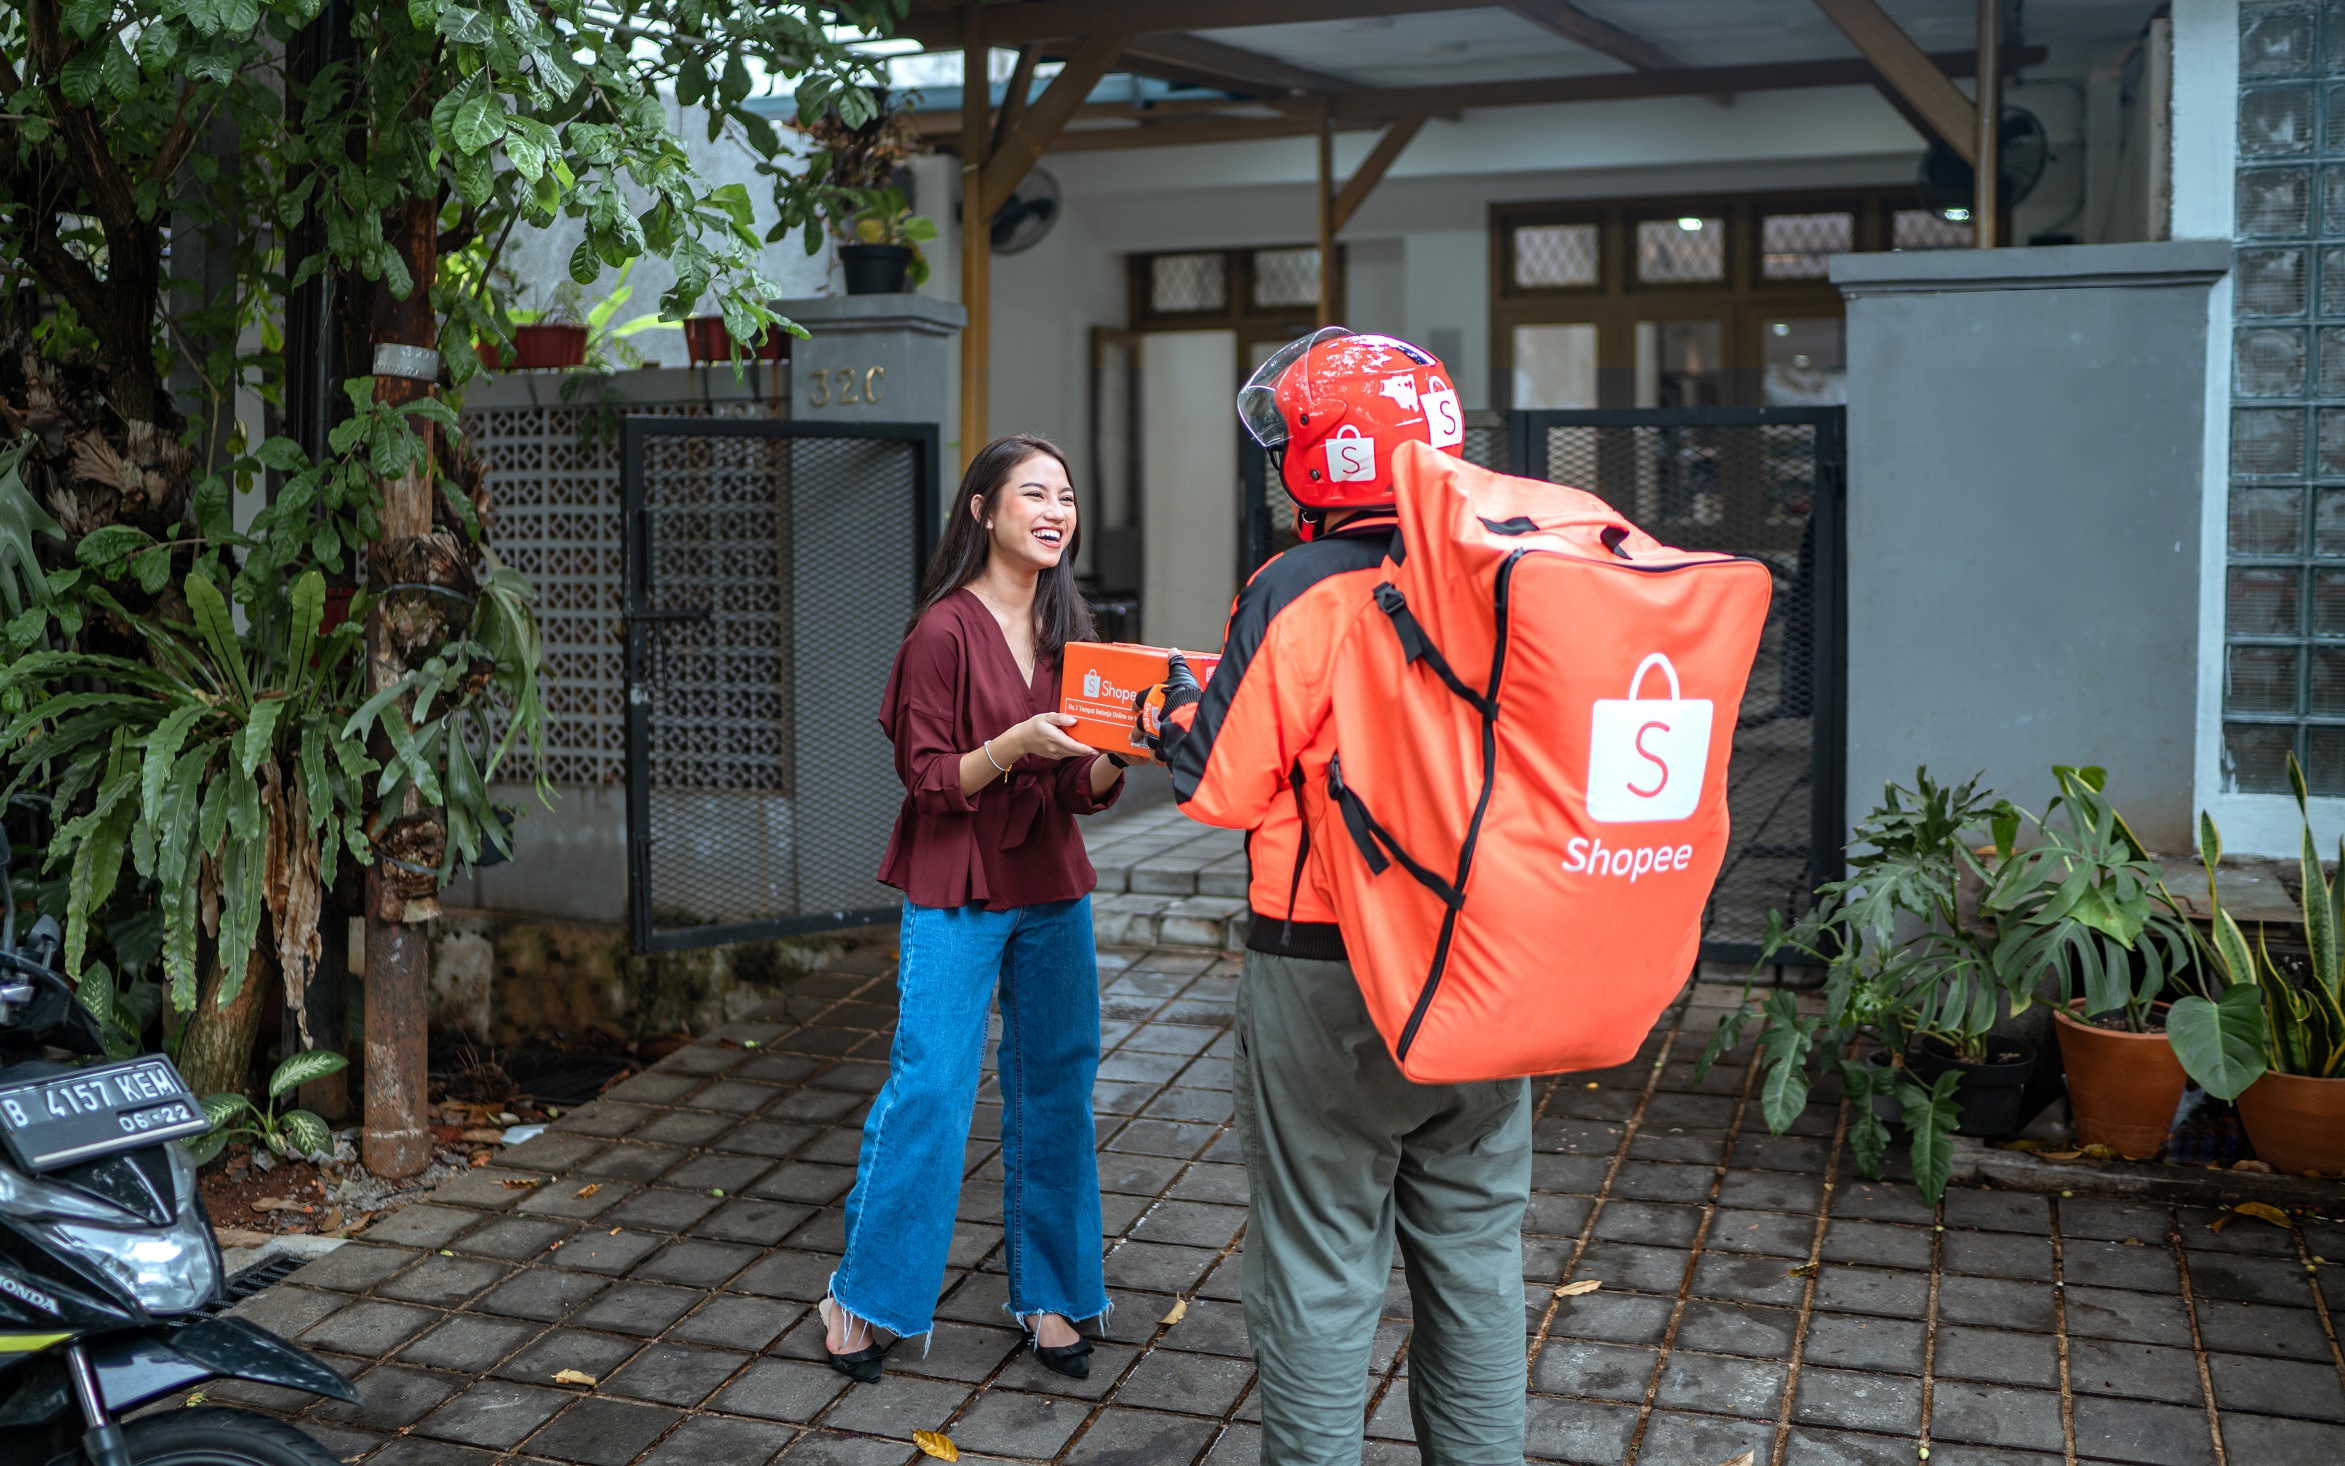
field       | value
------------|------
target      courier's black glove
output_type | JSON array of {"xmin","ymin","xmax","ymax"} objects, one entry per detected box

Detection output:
[{"xmin": 1135, "ymin": 650, "xmax": 1203, "ymax": 763}]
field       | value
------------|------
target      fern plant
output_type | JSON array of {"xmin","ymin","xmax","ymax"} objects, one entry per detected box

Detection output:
[{"xmin": 190, "ymin": 1050, "xmax": 352, "ymax": 1166}]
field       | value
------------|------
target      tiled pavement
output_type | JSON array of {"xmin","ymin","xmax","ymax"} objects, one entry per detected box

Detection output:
[{"xmin": 212, "ymin": 949, "xmax": 2345, "ymax": 1466}]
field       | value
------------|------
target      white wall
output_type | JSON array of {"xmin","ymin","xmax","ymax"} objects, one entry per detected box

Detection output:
[{"xmin": 1140, "ymin": 330, "xmax": 1240, "ymax": 652}]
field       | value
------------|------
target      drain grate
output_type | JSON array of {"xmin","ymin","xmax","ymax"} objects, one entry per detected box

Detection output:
[{"xmin": 210, "ymin": 1253, "xmax": 304, "ymax": 1311}]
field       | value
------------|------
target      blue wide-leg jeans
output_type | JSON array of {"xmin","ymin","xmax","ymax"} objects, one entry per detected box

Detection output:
[{"xmin": 831, "ymin": 895, "xmax": 1108, "ymax": 1338}]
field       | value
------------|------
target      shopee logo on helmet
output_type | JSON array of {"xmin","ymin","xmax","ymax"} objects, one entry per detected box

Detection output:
[{"xmin": 1325, "ymin": 425, "xmax": 1377, "ymax": 482}]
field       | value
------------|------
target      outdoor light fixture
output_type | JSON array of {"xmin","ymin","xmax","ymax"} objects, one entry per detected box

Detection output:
[
  {"xmin": 1676, "ymin": 217, "xmax": 1703, "ymax": 232},
  {"xmin": 1771, "ymin": 322, "xmax": 1790, "ymax": 336},
  {"xmin": 1943, "ymin": 208, "xmax": 1972, "ymax": 222}
]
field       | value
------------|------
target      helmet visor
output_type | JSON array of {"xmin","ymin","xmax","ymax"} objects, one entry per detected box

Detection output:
[{"xmin": 1236, "ymin": 326, "xmax": 1352, "ymax": 449}]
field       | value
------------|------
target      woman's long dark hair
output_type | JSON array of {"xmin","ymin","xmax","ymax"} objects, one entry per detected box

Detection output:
[{"xmin": 907, "ymin": 434, "xmax": 1096, "ymax": 662}]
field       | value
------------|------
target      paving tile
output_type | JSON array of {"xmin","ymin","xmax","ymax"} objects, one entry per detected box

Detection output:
[
  {"xmin": 412, "ymin": 1379, "xmax": 569, "ymax": 1448},
  {"xmin": 1113, "ymin": 1349, "xmax": 1254, "ymax": 1415},
  {"xmin": 1654, "ymin": 1351, "xmax": 1786, "ymax": 1418},
  {"xmin": 1933, "ymin": 1325, "xmax": 2059, "ymax": 1389},
  {"xmin": 544, "ymin": 1228, "xmax": 666, "ymax": 1275},
  {"xmin": 671, "ymin": 1294, "xmax": 802, "ymax": 1351},
  {"xmin": 1607, "ymin": 1163, "xmax": 1717, "ymax": 1205},
  {"xmin": 602, "ymin": 1342, "xmax": 749, "ymax": 1405},
  {"xmin": 1899, "ymin": 1447, "xmax": 2058, "ymax": 1466},
  {"xmin": 820, "ymin": 1374, "xmax": 984, "ymax": 1441},
  {"xmin": 892, "ymin": 1322, "xmax": 1022, "ymax": 1383},
  {"xmin": 1573, "ymin": 1241, "xmax": 1691, "ymax": 1296},
  {"xmin": 706, "ymin": 1358, "xmax": 850, "ymax": 1422},
  {"xmin": 714, "ymin": 1120, "xmax": 826, "ymax": 1158},
  {"xmin": 226, "ymin": 1285, "xmax": 346, "ymax": 1338},
  {"xmin": 377, "ymin": 1255, "xmax": 512, "ymax": 1307},
  {"xmin": 1529, "ymin": 1154, "xmax": 1610, "ymax": 1194},
  {"xmin": 454, "ymin": 1216, "xmax": 577, "ymax": 1262},
  {"xmin": 1942, "ymin": 1229, "xmax": 2055, "ymax": 1281},
  {"xmin": 1708, "ymin": 1208, "xmax": 1819, "ymax": 1258},
  {"xmin": 1819, "ymin": 1219, "xmax": 1933, "ymax": 1270},
  {"xmin": 1803, "ymin": 1312, "xmax": 1925, "ymax": 1374},
  {"xmin": 1104, "ymin": 1240, "xmax": 1219, "ymax": 1294},
  {"xmin": 1066, "ymin": 1407, "xmax": 1221, "ymax": 1464},
  {"xmin": 1781, "ymin": 1427, "xmax": 1924, "ymax": 1465},
  {"xmin": 570, "ymin": 1282, "xmax": 702, "ymax": 1336},
  {"xmin": 1129, "ymin": 1199, "xmax": 1248, "ymax": 1250},
  {"xmin": 2071, "ymin": 1396, "xmax": 2218, "ymax": 1466},
  {"xmin": 993, "ymin": 1341, "xmax": 1142, "ymax": 1401},
  {"xmin": 1673, "ymin": 1299, "xmax": 1798, "ymax": 1359},
  {"xmin": 604, "ymin": 1071, "xmax": 703, "ymax": 1104},
  {"xmin": 364, "ymin": 1204, "xmax": 488, "ymax": 1249},
  {"xmin": 603, "ymin": 1188, "xmax": 724, "ymax": 1233},
  {"xmin": 399, "ymin": 1315, "xmax": 542, "ymax": 1373},
  {"xmin": 1812, "ymin": 1266, "xmax": 1930, "ymax": 1319},
  {"xmin": 2068, "ymin": 1336, "xmax": 2204, "ymax": 1405},
  {"xmin": 1159, "ymin": 1297, "xmax": 1252, "ymax": 1358},
  {"xmin": 300, "ymin": 1300, "xmax": 442, "ymax": 1355},
  {"xmin": 2061, "ymin": 1284, "xmax": 2195, "ymax": 1347},
  {"xmin": 2062, "ymin": 1236, "xmax": 2180, "ymax": 1292},
  {"xmin": 2057, "ymin": 1197, "xmax": 2171, "ymax": 1241},
  {"xmin": 1529, "ymin": 1339, "xmax": 1656, "ymax": 1401},
  {"xmin": 525, "ymin": 1179, "xmax": 637, "ymax": 1220},
  {"xmin": 1941, "ymin": 1191, "xmax": 2050, "ymax": 1234},
  {"xmin": 1934, "ymin": 1275, "xmax": 2055, "ymax": 1331},
  {"xmin": 1522, "ymin": 1395, "xmax": 1638, "ymax": 1462},
  {"xmin": 356, "ymin": 1441, "xmax": 494, "ymax": 1466},
  {"xmin": 1100, "ymin": 1153, "xmax": 1188, "ymax": 1195},
  {"xmin": 1638, "ymin": 1410, "xmax": 1774, "ymax": 1466},
  {"xmin": 495, "ymin": 1329, "xmax": 644, "ymax": 1387},
  {"xmin": 1544, "ymin": 1290, "xmax": 1674, "ymax": 1346},
  {"xmin": 1828, "ymin": 1182, "xmax": 1935, "ymax": 1225},
  {"xmin": 2215, "ymin": 1412, "xmax": 2345, "ymax": 1461},
  {"xmin": 308, "ymin": 1364, "xmax": 462, "ymax": 1431},
  {"xmin": 1201, "ymin": 1423, "xmax": 1262, "ymax": 1466},
  {"xmin": 575, "ymin": 1143, "xmax": 691, "ymax": 1182},
  {"xmin": 1691, "ymin": 1251, "xmax": 1811, "ymax": 1307},
  {"xmin": 474, "ymin": 1268, "xmax": 608, "ymax": 1322},
  {"xmin": 632, "ymin": 1237, "xmax": 761, "ymax": 1288},
  {"xmin": 288, "ymin": 1242, "xmax": 421, "ymax": 1293},
  {"xmin": 2185, "ymin": 1252, "xmax": 2315, "ymax": 1305},
  {"xmin": 1791, "ymin": 1364, "xmax": 1921, "ymax": 1435},
  {"xmin": 1591, "ymin": 1199, "xmax": 1703, "ymax": 1247},
  {"xmin": 697, "ymin": 1198, "xmax": 818, "ymax": 1245},
  {"xmin": 1522, "ymin": 1192, "xmax": 1594, "ymax": 1238},
  {"xmin": 2191, "ymin": 1297, "xmax": 2337, "ymax": 1361},
  {"xmin": 2209, "ymin": 1349, "xmax": 2345, "ymax": 1419},
  {"xmin": 520, "ymin": 1395, "xmax": 681, "ymax": 1465},
  {"xmin": 1929, "ymin": 1382, "xmax": 2067, "ymax": 1453},
  {"xmin": 636, "ymin": 1413, "xmax": 797, "ymax": 1466}
]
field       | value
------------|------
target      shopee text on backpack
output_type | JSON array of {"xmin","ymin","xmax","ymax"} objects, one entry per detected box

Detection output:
[{"xmin": 1308, "ymin": 441, "xmax": 1772, "ymax": 1083}]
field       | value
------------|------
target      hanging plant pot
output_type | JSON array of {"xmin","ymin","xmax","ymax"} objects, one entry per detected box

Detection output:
[
  {"xmin": 512, "ymin": 323, "xmax": 588, "ymax": 369},
  {"xmin": 2235, "ymin": 1071, "xmax": 2345, "ymax": 1176},
  {"xmin": 1903, "ymin": 1034, "xmax": 2039, "ymax": 1137},
  {"xmin": 2053, "ymin": 1002, "xmax": 2187, "ymax": 1160},
  {"xmin": 840, "ymin": 243, "xmax": 913, "ymax": 295}
]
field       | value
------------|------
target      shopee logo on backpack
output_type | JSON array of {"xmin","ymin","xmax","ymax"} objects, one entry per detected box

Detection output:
[{"xmin": 1585, "ymin": 653, "xmax": 1711, "ymax": 823}]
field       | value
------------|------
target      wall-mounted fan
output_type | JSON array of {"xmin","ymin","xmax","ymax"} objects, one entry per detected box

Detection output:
[
  {"xmin": 1917, "ymin": 107, "xmax": 2049, "ymax": 215},
  {"xmin": 991, "ymin": 168, "xmax": 1060, "ymax": 254}
]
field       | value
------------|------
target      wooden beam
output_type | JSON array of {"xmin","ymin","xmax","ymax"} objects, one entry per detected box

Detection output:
[
  {"xmin": 1001, "ymin": 45, "xmax": 2042, "ymax": 153},
  {"xmin": 899, "ymin": 0, "xmax": 1496, "ymax": 49},
  {"xmin": 1506, "ymin": 1, "xmax": 1683, "ymax": 73},
  {"xmin": 1975, "ymin": 0, "xmax": 1999, "ymax": 246},
  {"xmin": 917, "ymin": 95, "xmax": 1296, "ymax": 143},
  {"xmin": 1121, "ymin": 32, "xmax": 1360, "ymax": 96},
  {"xmin": 980, "ymin": 30, "xmax": 1131, "ymax": 217},
  {"xmin": 993, "ymin": 43, "xmax": 1043, "ymax": 155},
  {"xmin": 960, "ymin": 11, "xmax": 989, "ymax": 468},
  {"xmin": 1811, "ymin": 0, "xmax": 1978, "ymax": 163},
  {"xmin": 1331, "ymin": 109, "xmax": 1430, "ymax": 233}
]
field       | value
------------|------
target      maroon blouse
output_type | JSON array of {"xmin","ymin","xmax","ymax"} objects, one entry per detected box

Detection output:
[{"xmin": 877, "ymin": 588, "xmax": 1123, "ymax": 910}]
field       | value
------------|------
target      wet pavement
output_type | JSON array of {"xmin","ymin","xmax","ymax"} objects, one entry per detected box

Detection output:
[{"xmin": 208, "ymin": 949, "xmax": 2345, "ymax": 1465}]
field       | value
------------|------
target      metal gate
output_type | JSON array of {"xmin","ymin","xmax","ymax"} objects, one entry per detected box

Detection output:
[
  {"xmin": 622, "ymin": 418, "xmax": 939, "ymax": 953},
  {"xmin": 1508, "ymin": 407, "xmax": 1846, "ymax": 962}
]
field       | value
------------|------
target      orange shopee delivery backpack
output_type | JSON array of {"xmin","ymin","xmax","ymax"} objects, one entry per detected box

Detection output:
[{"xmin": 1310, "ymin": 440, "xmax": 1773, "ymax": 1083}]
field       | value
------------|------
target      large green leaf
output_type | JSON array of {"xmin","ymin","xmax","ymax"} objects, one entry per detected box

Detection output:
[
  {"xmin": 2167, "ymin": 986, "xmax": 2268, "ymax": 1100},
  {"xmin": 183, "ymin": 568, "xmax": 250, "ymax": 706},
  {"xmin": 1898, "ymin": 1068, "xmax": 1964, "ymax": 1205},
  {"xmin": 269, "ymin": 1048, "xmax": 349, "ymax": 1099},
  {"xmin": 0, "ymin": 436, "xmax": 61, "ymax": 618},
  {"xmin": 277, "ymin": 1109, "xmax": 333, "ymax": 1159}
]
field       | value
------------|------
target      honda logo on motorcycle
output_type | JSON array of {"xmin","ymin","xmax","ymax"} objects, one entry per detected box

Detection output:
[{"xmin": 1585, "ymin": 653, "xmax": 1710, "ymax": 823}]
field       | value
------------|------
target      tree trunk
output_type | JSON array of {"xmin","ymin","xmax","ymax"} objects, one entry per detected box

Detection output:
[{"xmin": 177, "ymin": 946, "xmax": 272, "ymax": 1099}]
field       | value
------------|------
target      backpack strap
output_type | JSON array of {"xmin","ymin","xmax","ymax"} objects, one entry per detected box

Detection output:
[
  {"xmin": 1280, "ymin": 761, "xmax": 1311, "ymax": 945},
  {"xmin": 1326, "ymin": 755, "xmax": 1464, "ymax": 912},
  {"xmin": 1372, "ymin": 584, "xmax": 1495, "ymax": 719}
]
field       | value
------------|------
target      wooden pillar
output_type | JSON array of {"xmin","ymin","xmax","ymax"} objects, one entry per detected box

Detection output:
[
  {"xmin": 362, "ymin": 197, "xmax": 440, "ymax": 1180},
  {"xmin": 1974, "ymin": 0, "xmax": 2000, "ymax": 249},
  {"xmin": 1316, "ymin": 99, "xmax": 1337, "ymax": 328},
  {"xmin": 960, "ymin": 9, "xmax": 991, "ymax": 469}
]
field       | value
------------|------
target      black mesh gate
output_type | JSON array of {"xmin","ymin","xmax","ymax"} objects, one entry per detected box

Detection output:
[
  {"xmin": 1508, "ymin": 407, "xmax": 1846, "ymax": 962},
  {"xmin": 622, "ymin": 419, "xmax": 939, "ymax": 953}
]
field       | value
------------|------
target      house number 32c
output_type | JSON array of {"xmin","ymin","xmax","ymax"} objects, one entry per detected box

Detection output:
[{"xmin": 808, "ymin": 366, "xmax": 886, "ymax": 407}]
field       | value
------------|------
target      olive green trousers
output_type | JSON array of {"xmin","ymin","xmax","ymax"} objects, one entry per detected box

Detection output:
[{"xmin": 1234, "ymin": 947, "xmax": 1533, "ymax": 1466}]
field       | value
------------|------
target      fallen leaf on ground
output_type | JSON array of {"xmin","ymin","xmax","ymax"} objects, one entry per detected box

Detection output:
[
  {"xmin": 469, "ymin": 1152, "xmax": 492, "ymax": 1168},
  {"xmin": 460, "ymin": 1128, "xmax": 506, "ymax": 1144},
  {"xmin": 2079, "ymin": 1143, "xmax": 2118, "ymax": 1160},
  {"xmin": 1713, "ymin": 1451, "xmax": 1756, "ymax": 1466},
  {"xmin": 2121, "ymin": 1238, "xmax": 2146, "ymax": 1247},
  {"xmin": 1553, "ymin": 1279, "xmax": 1602, "ymax": 1298},
  {"xmin": 499, "ymin": 1179, "xmax": 535, "ymax": 1190},
  {"xmin": 213, "ymin": 1227, "xmax": 271, "ymax": 1249},
  {"xmin": 2231, "ymin": 1159, "xmax": 2273, "ymax": 1173},
  {"xmin": 251, "ymin": 1197, "xmax": 301, "ymax": 1212},
  {"xmin": 1160, "ymin": 1298, "xmax": 1188, "ymax": 1326},
  {"xmin": 1786, "ymin": 1262, "xmax": 1819, "ymax": 1279},
  {"xmin": 2036, "ymin": 1151, "xmax": 2085, "ymax": 1161},
  {"xmin": 551, "ymin": 1369, "xmax": 597, "ymax": 1387},
  {"xmin": 2208, "ymin": 1214, "xmax": 2236, "ymax": 1234},
  {"xmin": 575, "ymin": 1183, "xmax": 602, "ymax": 1199},
  {"xmin": 912, "ymin": 1429, "xmax": 959, "ymax": 1461},
  {"xmin": 2234, "ymin": 1201, "xmax": 2295, "ymax": 1230},
  {"xmin": 317, "ymin": 1208, "xmax": 343, "ymax": 1232}
]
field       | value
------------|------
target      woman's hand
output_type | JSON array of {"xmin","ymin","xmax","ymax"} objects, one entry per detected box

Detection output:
[{"xmin": 1002, "ymin": 712, "xmax": 1094, "ymax": 762}]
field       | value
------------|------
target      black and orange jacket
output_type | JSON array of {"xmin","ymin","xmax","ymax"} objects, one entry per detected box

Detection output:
[{"xmin": 1163, "ymin": 513, "xmax": 1399, "ymax": 961}]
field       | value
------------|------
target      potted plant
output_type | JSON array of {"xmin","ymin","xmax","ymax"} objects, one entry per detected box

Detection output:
[
  {"xmin": 1700, "ymin": 770, "xmax": 2044, "ymax": 1203},
  {"xmin": 501, "ymin": 266, "xmax": 663, "ymax": 372},
  {"xmin": 512, "ymin": 282, "xmax": 589, "ymax": 369},
  {"xmin": 1985, "ymin": 766, "xmax": 2200, "ymax": 1158},
  {"xmin": 840, "ymin": 187, "xmax": 937, "ymax": 295},
  {"xmin": 2173, "ymin": 757, "xmax": 2345, "ymax": 1175}
]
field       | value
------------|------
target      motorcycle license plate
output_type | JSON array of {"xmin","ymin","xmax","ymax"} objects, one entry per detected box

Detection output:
[{"xmin": 0, "ymin": 1057, "xmax": 209, "ymax": 1172}]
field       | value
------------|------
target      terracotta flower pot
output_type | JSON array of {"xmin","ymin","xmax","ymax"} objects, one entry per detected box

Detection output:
[
  {"xmin": 513, "ymin": 322, "xmax": 587, "ymax": 369},
  {"xmin": 2236, "ymin": 1070, "xmax": 2345, "ymax": 1176},
  {"xmin": 682, "ymin": 315, "xmax": 787, "ymax": 364},
  {"xmin": 2053, "ymin": 1004, "xmax": 2187, "ymax": 1159}
]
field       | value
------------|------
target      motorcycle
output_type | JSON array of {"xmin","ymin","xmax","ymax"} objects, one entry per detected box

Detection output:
[{"xmin": 0, "ymin": 834, "xmax": 357, "ymax": 1465}]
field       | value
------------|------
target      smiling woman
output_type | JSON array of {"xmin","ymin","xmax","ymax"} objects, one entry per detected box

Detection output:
[{"xmin": 818, "ymin": 435, "xmax": 1123, "ymax": 1384}]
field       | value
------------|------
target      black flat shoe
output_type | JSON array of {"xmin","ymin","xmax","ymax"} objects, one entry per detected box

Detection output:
[
  {"xmin": 820, "ymin": 1299, "xmax": 885, "ymax": 1383},
  {"xmin": 1019, "ymin": 1315, "xmax": 1094, "ymax": 1380}
]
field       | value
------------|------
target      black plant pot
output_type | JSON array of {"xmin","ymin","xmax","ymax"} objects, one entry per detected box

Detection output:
[
  {"xmin": 841, "ymin": 243, "xmax": 912, "ymax": 295},
  {"xmin": 1865, "ymin": 1036, "xmax": 2040, "ymax": 1137}
]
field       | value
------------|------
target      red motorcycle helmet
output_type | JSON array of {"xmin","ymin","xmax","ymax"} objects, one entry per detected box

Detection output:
[{"xmin": 1237, "ymin": 327, "xmax": 1467, "ymax": 515}]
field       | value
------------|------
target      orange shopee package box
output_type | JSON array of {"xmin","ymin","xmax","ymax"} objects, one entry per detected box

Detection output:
[{"xmin": 1059, "ymin": 642, "xmax": 1222, "ymax": 755}]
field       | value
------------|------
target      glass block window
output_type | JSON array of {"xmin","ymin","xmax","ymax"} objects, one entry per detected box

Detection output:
[
  {"xmin": 1891, "ymin": 208, "xmax": 1975, "ymax": 250},
  {"xmin": 1759, "ymin": 211, "xmax": 1854, "ymax": 279},
  {"xmin": 1149, "ymin": 253, "xmax": 1228, "ymax": 314},
  {"xmin": 1635, "ymin": 217, "xmax": 1724, "ymax": 283},
  {"xmin": 1251, "ymin": 247, "xmax": 1320, "ymax": 308},
  {"xmin": 2225, "ymin": 2, "xmax": 2345, "ymax": 793},
  {"xmin": 1513, "ymin": 223, "xmax": 1601, "ymax": 288}
]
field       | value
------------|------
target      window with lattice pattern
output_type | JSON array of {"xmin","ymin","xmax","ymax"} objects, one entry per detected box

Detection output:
[
  {"xmin": 1252, "ymin": 247, "xmax": 1320, "ymax": 308},
  {"xmin": 1635, "ymin": 217, "xmax": 1724, "ymax": 283},
  {"xmin": 1760, "ymin": 212, "xmax": 1854, "ymax": 279},
  {"xmin": 1891, "ymin": 209, "xmax": 1974, "ymax": 250},
  {"xmin": 1150, "ymin": 253, "xmax": 1228, "ymax": 313},
  {"xmin": 1512, "ymin": 224, "xmax": 1600, "ymax": 288}
]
